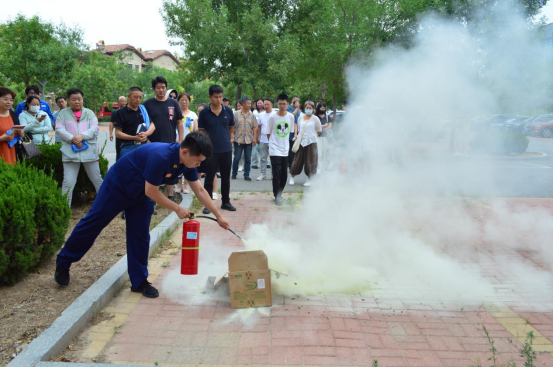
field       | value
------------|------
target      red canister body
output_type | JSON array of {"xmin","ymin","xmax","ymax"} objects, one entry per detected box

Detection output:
[{"xmin": 181, "ymin": 219, "xmax": 201, "ymax": 275}]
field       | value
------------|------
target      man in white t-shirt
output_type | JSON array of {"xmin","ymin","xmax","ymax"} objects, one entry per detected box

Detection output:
[
  {"xmin": 256, "ymin": 98, "xmax": 274, "ymax": 181},
  {"xmin": 267, "ymin": 94, "xmax": 295, "ymax": 205}
]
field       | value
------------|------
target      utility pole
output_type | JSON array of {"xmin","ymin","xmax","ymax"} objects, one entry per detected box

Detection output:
[{"xmin": 36, "ymin": 80, "xmax": 48, "ymax": 97}]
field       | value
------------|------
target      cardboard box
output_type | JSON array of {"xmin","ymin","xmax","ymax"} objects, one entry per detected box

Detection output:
[{"xmin": 215, "ymin": 250, "xmax": 272, "ymax": 309}]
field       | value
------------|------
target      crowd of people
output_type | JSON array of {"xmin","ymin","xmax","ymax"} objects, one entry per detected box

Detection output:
[{"xmin": 0, "ymin": 78, "xmax": 348, "ymax": 210}]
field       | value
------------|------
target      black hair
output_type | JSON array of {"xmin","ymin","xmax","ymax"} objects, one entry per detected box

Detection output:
[
  {"xmin": 67, "ymin": 88, "xmax": 84, "ymax": 98},
  {"xmin": 0, "ymin": 87, "xmax": 16, "ymax": 99},
  {"xmin": 128, "ymin": 86, "xmax": 143, "ymax": 94},
  {"xmin": 55, "ymin": 96, "xmax": 66, "ymax": 103},
  {"xmin": 151, "ymin": 76, "xmax": 167, "ymax": 89},
  {"xmin": 197, "ymin": 103, "xmax": 208, "ymax": 111},
  {"xmin": 222, "ymin": 96, "xmax": 229, "ymax": 101},
  {"xmin": 264, "ymin": 98, "xmax": 274, "ymax": 106},
  {"xmin": 291, "ymin": 95, "xmax": 299, "ymax": 100},
  {"xmin": 25, "ymin": 85, "xmax": 40, "ymax": 96},
  {"xmin": 180, "ymin": 131, "xmax": 213, "ymax": 159},
  {"xmin": 235, "ymin": 100, "xmax": 242, "ymax": 109},
  {"xmin": 177, "ymin": 92, "xmax": 191, "ymax": 102},
  {"xmin": 24, "ymin": 95, "xmax": 41, "ymax": 111},
  {"xmin": 242, "ymin": 96, "xmax": 251, "ymax": 103},
  {"xmin": 276, "ymin": 93, "xmax": 288, "ymax": 103},
  {"xmin": 316, "ymin": 102, "xmax": 327, "ymax": 116},
  {"xmin": 254, "ymin": 98, "xmax": 264, "ymax": 112},
  {"xmin": 342, "ymin": 99, "xmax": 348, "ymax": 106},
  {"xmin": 209, "ymin": 85, "xmax": 224, "ymax": 96}
]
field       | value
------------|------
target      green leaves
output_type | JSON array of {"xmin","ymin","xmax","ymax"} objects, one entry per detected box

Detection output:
[{"xmin": 0, "ymin": 14, "xmax": 84, "ymax": 86}]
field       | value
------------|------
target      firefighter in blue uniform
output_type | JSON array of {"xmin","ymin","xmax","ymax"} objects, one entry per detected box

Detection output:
[{"xmin": 54, "ymin": 132, "xmax": 229, "ymax": 298}]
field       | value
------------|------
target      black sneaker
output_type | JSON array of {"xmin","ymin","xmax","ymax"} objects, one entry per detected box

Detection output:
[
  {"xmin": 267, "ymin": 165, "xmax": 271, "ymax": 168},
  {"xmin": 55, "ymin": 265, "xmax": 70, "ymax": 286},
  {"xmin": 168, "ymin": 196, "xmax": 176, "ymax": 203},
  {"xmin": 216, "ymin": 172, "xmax": 221, "ymax": 178},
  {"xmin": 251, "ymin": 165, "xmax": 259, "ymax": 169},
  {"xmin": 131, "ymin": 280, "xmax": 159, "ymax": 298},
  {"xmin": 231, "ymin": 175, "xmax": 237, "ymax": 179},
  {"xmin": 221, "ymin": 202, "xmax": 236, "ymax": 211},
  {"xmin": 244, "ymin": 177, "xmax": 252, "ymax": 181},
  {"xmin": 201, "ymin": 174, "xmax": 206, "ymax": 178},
  {"xmin": 153, "ymin": 210, "xmax": 158, "ymax": 215},
  {"xmin": 202, "ymin": 207, "xmax": 211, "ymax": 214}
]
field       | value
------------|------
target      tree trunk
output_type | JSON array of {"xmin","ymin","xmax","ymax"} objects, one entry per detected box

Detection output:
[
  {"xmin": 236, "ymin": 85, "xmax": 242, "ymax": 101},
  {"xmin": 252, "ymin": 86, "xmax": 257, "ymax": 100},
  {"xmin": 333, "ymin": 91, "xmax": 337, "ymax": 119}
]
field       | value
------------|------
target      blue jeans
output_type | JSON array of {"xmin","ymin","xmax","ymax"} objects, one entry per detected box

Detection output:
[{"xmin": 232, "ymin": 142, "xmax": 252, "ymax": 178}]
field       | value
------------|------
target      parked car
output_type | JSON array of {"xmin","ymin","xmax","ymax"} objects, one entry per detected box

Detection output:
[
  {"xmin": 471, "ymin": 114, "xmax": 520, "ymax": 132},
  {"xmin": 503, "ymin": 116, "xmax": 530, "ymax": 133},
  {"xmin": 97, "ymin": 102, "xmax": 120, "ymax": 118},
  {"xmin": 327, "ymin": 110, "xmax": 345, "ymax": 123},
  {"xmin": 524, "ymin": 114, "xmax": 553, "ymax": 138}
]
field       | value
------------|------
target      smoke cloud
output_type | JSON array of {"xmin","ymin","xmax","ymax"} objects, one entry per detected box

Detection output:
[{"xmin": 241, "ymin": 1, "xmax": 553, "ymax": 308}]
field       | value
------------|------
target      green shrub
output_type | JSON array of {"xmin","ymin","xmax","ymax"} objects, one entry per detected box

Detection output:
[
  {"xmin": 24, "ymin": 142, "xmax": 109, "ymax": 204},
  {"xmin": 470, "ymin": 131, "xmax": 529, "ymax": 155},
  {"xmin": 0, "ymin": 161, "xmax": 71, "ymax": 284},
  {"xmin": 98, "ymin": 116, "xmax": 111, "ymax": 123}
]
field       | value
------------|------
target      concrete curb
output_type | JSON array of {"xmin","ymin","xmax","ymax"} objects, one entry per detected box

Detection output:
[{"xmin": 9, "ymin": 195, "xmax": 193, "ymax": 367}]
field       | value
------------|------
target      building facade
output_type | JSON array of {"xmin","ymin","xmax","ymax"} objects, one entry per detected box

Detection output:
[{"xmin": 96, "ymin": 41, "xmax": 180, "ymax": 72}]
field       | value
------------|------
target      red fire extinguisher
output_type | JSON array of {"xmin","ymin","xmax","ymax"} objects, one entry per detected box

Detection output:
[{"xmin": 181, "ymin": 213, "xmax": 201, "ymax": 275}]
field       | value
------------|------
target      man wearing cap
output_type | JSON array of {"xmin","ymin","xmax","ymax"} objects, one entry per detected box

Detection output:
[{"xmin": 54, "ymin": 132, "xmax": 229, "ymax": 298}]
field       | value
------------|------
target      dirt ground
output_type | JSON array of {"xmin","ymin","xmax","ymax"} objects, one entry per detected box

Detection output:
[{"xmin": 0, "ymin": 192, "xmax": 180, "ymax": 366}]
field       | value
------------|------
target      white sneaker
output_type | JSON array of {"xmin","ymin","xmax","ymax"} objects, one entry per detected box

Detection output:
[
  {"xmin": 212, "ymin": 192, "xmax": 218, "ymax": 200},
  {"xmin": 238, "ymin": 165, "xmax": 244, "ymax": 172},
  {"xmin": 304, "ymin": 180, "xmax": 312, "ymax": 187},
  {"xmin": 257, "ymin": 175, "xmax": 266, "ymax": 181},
  {"xmin": 289, "ymin": 177, "xmax": 295, "ymax": 185}
]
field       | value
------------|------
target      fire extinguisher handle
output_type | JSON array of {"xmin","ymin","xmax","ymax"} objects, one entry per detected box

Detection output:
[{"xmin": 189, "ymin": 212, "xmax": 195, "ymax": 220}]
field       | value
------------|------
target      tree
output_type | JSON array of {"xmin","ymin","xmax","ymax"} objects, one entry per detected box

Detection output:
[
  {"xmin": 161, "ymin": 0, "xmax": 300, "ymax": 100},
  {"xmin": 0, "ymin": 15, "xmax": 85, "ymax": 87},
  {"xmin": 67, "ymin": 51, "xmax": 126, "ymax": 113}
]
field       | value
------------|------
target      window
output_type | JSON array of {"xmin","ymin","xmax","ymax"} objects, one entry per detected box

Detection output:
[
  {"xmin": 127, "ymin": 64, "xmax": 132, "ymax": 69},
  {"xmin": 135, "ymin": 65, "xmax": 139, "ymax": 70}
]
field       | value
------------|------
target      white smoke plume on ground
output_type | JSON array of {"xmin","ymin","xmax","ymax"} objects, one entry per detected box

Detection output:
[{"xmin": 243, "ymin": 1, "xmax": 553, "ymax": 306}]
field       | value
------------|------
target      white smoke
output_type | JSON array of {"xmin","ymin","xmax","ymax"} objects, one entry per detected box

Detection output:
[{"xmin": 242, "ymin": 1, "xmax": 553, "ymax": 307}]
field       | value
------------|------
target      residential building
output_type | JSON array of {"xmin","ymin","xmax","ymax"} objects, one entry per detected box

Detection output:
[{"xmin": 95, "ymin": 41, "xmax": 180, "ymax": 72}]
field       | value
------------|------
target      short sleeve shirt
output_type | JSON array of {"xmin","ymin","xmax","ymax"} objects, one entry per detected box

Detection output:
[
  {"xmin": 143, "ymin": 98, "xmax": 184, "ymax": 143},
  {"xmin": 112, "ymin": 142, "xmax": 199, "ymax": 199},
  {"xmin": 257, "ymin": 111, "xmax": 274, "ymax": 144},
  {"xmin": 267, "ymin": 112, "xmax": 294, "ymax": 156},
  {"xmin": 287, "ymin": 105, "xmax": 301, "ymax": 139},
  {"xmin": 198, "ymin": 105, "xmax": 235, "ymax": 154},
  {"xmin": 112, "ymin": 106, "xmax": 146, "ymax": 144},
  {"xmin": 233, "ymin": 110, "xmax": 258, "ymax": 144}
]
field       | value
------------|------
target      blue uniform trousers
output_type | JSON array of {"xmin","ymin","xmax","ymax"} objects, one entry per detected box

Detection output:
[{"xmin": 56, "ymin": 170, "xmax": 155, "ymax": 288}]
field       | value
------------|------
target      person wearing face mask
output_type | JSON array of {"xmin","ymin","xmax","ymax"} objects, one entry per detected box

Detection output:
[
  {"xmin": 289, "ymin": 101, "xmax": 322, "ymax": 187},
  {"xmin": 316, "ymin": 102, "xmax": 332, "ymax": 172},
  {"xmin": 20, "ymin": 95, "xmax": 51, "ymax": 145},
  {"xmin": 15, "ymin": 85, "xmax": 55, "ymax": 122}
]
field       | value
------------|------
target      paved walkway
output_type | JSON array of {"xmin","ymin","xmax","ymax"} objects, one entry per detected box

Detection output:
[{"xmin": 59, "ymin": 194, "xmax": 553, "ymax": 366}]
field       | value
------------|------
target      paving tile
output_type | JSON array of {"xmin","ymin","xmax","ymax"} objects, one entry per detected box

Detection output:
[{"xmin": 75, "ymin": 195, "xmax": 553, "ymax": 366}]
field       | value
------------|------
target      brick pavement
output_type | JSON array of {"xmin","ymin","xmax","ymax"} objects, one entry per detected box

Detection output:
[{"xmin": 59, "ymin": 194, "xmax": 553, "ymax": 366}]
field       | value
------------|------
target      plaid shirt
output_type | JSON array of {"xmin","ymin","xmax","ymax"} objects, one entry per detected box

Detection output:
[{"xmin": 233, "ymin": 110, "xmax": 258, "ymax": 144}]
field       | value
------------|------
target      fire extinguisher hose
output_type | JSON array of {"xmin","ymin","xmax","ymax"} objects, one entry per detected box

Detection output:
[{"xmin": 194, "ymin": 215, "xmax": 245, "ymax": 242}]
